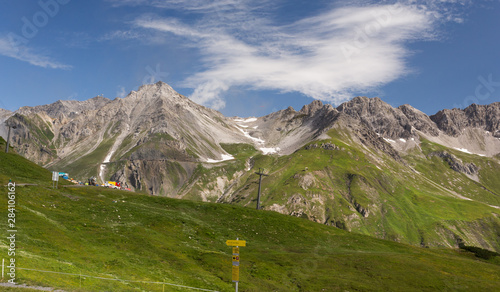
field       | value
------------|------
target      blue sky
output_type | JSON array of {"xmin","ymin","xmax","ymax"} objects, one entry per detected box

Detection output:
[{"xmin": 0, "ymin": 0, "xmax": 499, "ymax": 117}]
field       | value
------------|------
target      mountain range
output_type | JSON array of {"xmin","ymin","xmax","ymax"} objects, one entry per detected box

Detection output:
[{"xmin": 2, "ymin": 81, "xmax": 499, "ymax": 252}]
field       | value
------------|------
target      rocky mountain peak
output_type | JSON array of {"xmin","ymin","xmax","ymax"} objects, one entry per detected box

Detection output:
[
  {"xmin": 123, "ymin": 81, "xmax": 181, "ymax": 104},
  {"xmin": 16, "ymin": 96, "xmax": 111, "ymax": 118},
  {"xmin": 398, "ymin": 104, "xmax": 439, "ymax": 136},
  {"xmin": 299, "ymin": 100, "xmax": 324, "ymax": 115},
  {"xmin": 0, "ymin": 108, "xmax": 12, "ymax": 116},
  {"xmin": 429, "ymin": 108, "xmax": 465, "ymax": 136},
  {"xmin": 336, "ymin": 96, "xmax": 389, "ymax": 116},
  {"xmin": 336, "ymin": 96, "xmax": 415, "ymax": 139},
  {"xmin": 430, "ymin": 103, "xmax": 500, "ymax": 137},
  {"xmin": 140, "ymin": 81, "xmax": 175, "ymax": 92}
]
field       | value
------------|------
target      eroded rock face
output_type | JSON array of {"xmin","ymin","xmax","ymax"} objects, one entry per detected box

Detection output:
[
  {"xmin": 17, "ymin": 96, "xmax": 111, "ymax": 118},
  {"xmin": 337, "ymin": 96, "xmax": 441, "ymax": 139},
  {"xmin": 428, "ymin": 151, "xmax": 479, "ymax": 176},
  {"xmin": 430, "ymin": 103, "xmax": 500, "ymax": 137},
  {"xmin": 305, "ymin": 142, "xmax": 340, "ymax": 151},
  {"xmin": 398, "ymin": 104, "xmax": 440, "ymax": 136},
  {"xmin": 4, "ymin": 82, "xmax": 251, "ymax": 192},
  {"xmin": 253, "ymin": 100, "xmax": 340, "ymax": 155}
]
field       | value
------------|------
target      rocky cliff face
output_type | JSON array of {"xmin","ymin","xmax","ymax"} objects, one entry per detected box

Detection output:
[
  {"xmin": 430, "ymin": 103, "xmax": 500, "ymax": 137},
  {"xmin": 336, "ymin": 96, "xmax": 442, "ymax": 139},
  {"xmin": 0, "ymin": 108, "xmax": 14, "ymax": 141},
  {"xmin": 0, "ymin": 108, "xmax": 12, "ymax": 118},
  {"xmin": 17, "ymin": 96, "xmax": 111, "ymax": 118}
]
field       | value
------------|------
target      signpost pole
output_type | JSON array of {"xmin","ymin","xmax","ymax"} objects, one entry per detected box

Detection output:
[
  {"xmin": 226, "ymin": 238, "xmax": 245, "ymax": 291},
  {"xmin": 235, "ymin": 238, "xmax": 239, "ymax": 292}
]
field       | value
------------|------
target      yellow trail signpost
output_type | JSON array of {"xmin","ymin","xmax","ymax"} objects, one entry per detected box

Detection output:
[
  {"xmin": 226, "ymin": 239, "xmax": 246, "ymax": 292},
  {"xmin": 232, "ymin": 266, "xmax": 239, "ymax": 282},
  {"xmin": 226, "ymin": 240, "xmax": 246, "ymax": 246}
]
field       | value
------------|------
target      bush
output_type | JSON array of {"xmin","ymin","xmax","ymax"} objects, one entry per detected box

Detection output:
[{"xmin": 459, "ymin": 243, "xmax": 500, "ymax": 260}]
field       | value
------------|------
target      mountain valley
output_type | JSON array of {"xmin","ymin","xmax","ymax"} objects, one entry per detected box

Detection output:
[{"xmin": 2, "ymin": 81, "xmax": 500, "ymax": 253}]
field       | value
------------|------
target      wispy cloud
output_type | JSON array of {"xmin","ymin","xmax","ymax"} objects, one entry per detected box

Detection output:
[
  {"xmin": 65, "ymin": 92, "xmax": 78, "ymax": 100},
  {"xmin": 127, "ymin": 0, "xmax": 469, "ymax": 109},
  {"xmin": 107, "ymin": 0, "xmax": 266, "ymax": 11},
  {"xmin": 100, "ymin": 30, "xmax": 142, "ymax": 41},
  {"xmin": 117, "ymin": 86, "xmax": 127, "ymax": 98},
  {"xmin": 0, "ymin": 35, "xmax": 71, "ymax": 69}
]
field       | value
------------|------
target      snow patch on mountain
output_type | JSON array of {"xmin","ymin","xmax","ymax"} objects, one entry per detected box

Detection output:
[
  {"xmin": 205, "ymin": 154, "xmax": 235, "ymax": 163},
  {"xmin": 453, "ymin": 147, "xmax": 486, "ymax": 157},
  {"xmin": 99, "ymin": 124, "xmax": 130, "ymax": 183},
  {"xmin": 238, "ymin": 127, "xmax": 265, "ymax": 144},
  {"xmin": 234, "ymin": 117, "xmax": 257, "ymax": 123},
  {"xmin": 260, "ymin": 147, "xmax": 280, "ymax": 155},
  {"xmin": 234, "ymin": 117, "xmax": 283, "ymax": 155}
]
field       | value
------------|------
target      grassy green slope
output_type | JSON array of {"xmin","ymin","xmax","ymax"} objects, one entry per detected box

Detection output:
[
  {"xmin": 180, "ymin": 143, "xmax": 259, "ymax": 202},
  {"xmin": 0, "ymin": 137, "xmax": 69, "ymax": 187},
  {"xmin": 1, "ymin": 146, "xmax": 500, "ymax": 291},
  {"xmin": 224, "ymin": 130, "xmax": 500, "ymax": 252}
]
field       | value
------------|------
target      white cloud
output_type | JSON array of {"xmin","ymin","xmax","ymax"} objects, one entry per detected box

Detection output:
[
  {"xmin": 117, "ymin": 86, "xmax": 127, "ymax": 98},
  {"xmin": 0, "ymin": 35, "xmax": 71, "ymax": 69},
  {"xmin": 130, "ymin": 1, "xmax": 468, "ymax": 109}
]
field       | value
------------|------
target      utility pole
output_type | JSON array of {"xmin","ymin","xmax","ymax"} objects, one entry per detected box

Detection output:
[{"xmin": 255, "ymin": 168, "xmax": 268, "ymax": 210}]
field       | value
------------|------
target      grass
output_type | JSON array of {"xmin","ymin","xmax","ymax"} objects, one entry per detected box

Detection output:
[
  {"xmin": 1, "ymin": 146, "xmax": 500, "ymax": 291},
  {"xmin": 0, "ymin": 137, "xmax": 68, "ymax": 187},
  {"xmin": 223, "ymin": 131, "xmax": 500, "ymax": 251},
  {"xmin": 180, "ymin": 144, "xmax": 258, "ymax": 202},
  {"xmin": 1, "ymin": 185, "xmax": 499, "ymax": 291}
]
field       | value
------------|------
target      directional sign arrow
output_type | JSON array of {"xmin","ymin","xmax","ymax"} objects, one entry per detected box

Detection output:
[{"xmin": 226, "ymin": 240, "xmax": 246, "ymax": 246}]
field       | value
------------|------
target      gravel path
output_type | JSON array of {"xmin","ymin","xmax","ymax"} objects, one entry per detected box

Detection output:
[{"xmin": 0, "ymin": 283, "xmax": 65, "ymax": 291}]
